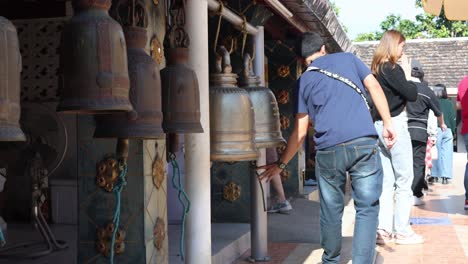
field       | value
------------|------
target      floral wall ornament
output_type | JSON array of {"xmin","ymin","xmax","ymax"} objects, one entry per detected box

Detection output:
[
  {"xmin": 277, "ymin": 65, "xmax": 290, "ymax": 78},
  {"xmin": 280, "ymin": 115, "xmax": 290, "ymax": 130},
  {"xmin": 277, "ymin": 90, "xmax": 289, "ymax": 105},
  {"xmin": 96, "ymin": 222, "xmax": 126, "ymax": 257},
  {"xmin": 153, "ymin": 217, "xmax": 165, "ymax": 250},
  {"xmin": 223, "ymin": 181, "xmax": 241, "ymax": 202},
  {"xmin": 150, "ymin": 35, "xmax": 163, "ymax": 64},
  {"xmin": 96, "ymin": 156, "xmax": 119, "ymax": 192},
  {"xmin": 152, "ymin": 150, "xmax": 165, "ymax": 189}
]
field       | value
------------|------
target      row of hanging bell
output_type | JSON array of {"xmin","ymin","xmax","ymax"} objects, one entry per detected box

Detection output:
[
  {"xmin": 209, "ymin": 47, "xmax": 285, "ymax": 162},
  {"xmin": 0, "ymin": 17, "xmax": 26, "ymax": 141},
  {"xmin": 58, "ymin": 0, "xmax": 203, "ymax": 137}
]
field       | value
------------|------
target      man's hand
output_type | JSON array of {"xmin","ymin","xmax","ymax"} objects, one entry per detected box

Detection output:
[
  {"xmin": 382, "ymin": 122, "xmax": 397, "ymax": 149},
  {"xmin": 256, "ymin": 163, "xmax": 282, "ymax": 182},
  {"xmin": 400, "ymin": 54, "xmax": 412, "ymax": 80},
  {"xmin": 440, "ymin": 123, "xmax": 448, "ymax": 132}
]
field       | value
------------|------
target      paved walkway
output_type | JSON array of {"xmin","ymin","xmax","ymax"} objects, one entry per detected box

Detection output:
[
  {"xmin": 375, "ymin": 152, "xmax": 468, "ymax": 264},
  {"xmin": 234, "ymin": 153, "xmax": 468, "ymax": 263}
]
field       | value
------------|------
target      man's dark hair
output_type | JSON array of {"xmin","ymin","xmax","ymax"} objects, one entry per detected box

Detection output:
[
  {"xmin": 295, "ymin": 32, "xmax": 325, "ymax": 58},
  {"xmin": 411, "ymin": 59, "xmax": 425, "ymax": 81},
  {"xmin": 434, "ymin": 83, "xmax": 448, "ymax": 99}
]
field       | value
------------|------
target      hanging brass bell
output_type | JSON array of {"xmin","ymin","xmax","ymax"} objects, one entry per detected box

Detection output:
[
  {"xmin": 0, "ymin": 17, "xmax": 26, "ymax": 141},
  {"xmin": 160, "ymin": 7, "xmax": 203, "ymax": 134},
  {"xmin": 209, "ymin": 46, "xmax": 258, "ymax": 162},
  {"xmin": 238, "ymin": 53, "xmax": 285, "ymax": 148},
  {"xmin": 57, "ymin": 0, "xmax": 132, "ymax": 114},
  {"xmin": 94, "ymin": 26, "xmax": 165, "ymax": 139},
  {"xmin": 160, "ymin": 47, "xmax": 203, "ymax": 133}
]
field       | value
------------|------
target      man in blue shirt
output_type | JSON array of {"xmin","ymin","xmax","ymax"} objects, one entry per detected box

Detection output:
[{"xmin": 258, "ymin": 32, "xmax": 396, "ymax": 263}]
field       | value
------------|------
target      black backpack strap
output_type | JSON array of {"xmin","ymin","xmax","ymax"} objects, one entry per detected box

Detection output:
[{"xmin": 306, "ymin": 66, "xmax": 371, "ymax": 110}]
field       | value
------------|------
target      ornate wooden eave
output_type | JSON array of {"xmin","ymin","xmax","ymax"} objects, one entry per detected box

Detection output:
[{"xmin": 279, "ymin": 0, "xmax": 355, "ymax": 53}]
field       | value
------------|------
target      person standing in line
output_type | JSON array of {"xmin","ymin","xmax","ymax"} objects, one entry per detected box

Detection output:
[
  {"xmin": 431, "ymin": 84, "xmax": 455, "ymax": 184},
  {"xmin": 265, "ymin": 147, "xmax": 292, "ymax": 214},
  {"xmin": 456, "ymin": 75, "xmax": 468, "ymax": 210},
  {"xmin": 406, "ymin": 59, "xmax": 446, "ymax": 206},
  {"xmin": 257, "ymin": 32, "xmax": 396, "ymax": 264},
  {"xmin": 426, "ymin": 109, "xmax": 438, "ymax": 184},
  {"xmin": 371, "ymin": 30, "xmax": 424, "ymax": 245}
]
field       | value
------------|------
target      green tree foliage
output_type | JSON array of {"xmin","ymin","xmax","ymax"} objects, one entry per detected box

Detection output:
[
  {"xmin": 354, "ymin": 0, "xmax": 468, "ymax": 41},
  {"xmin": 331, "ymin": 1, "xmax": 348, "ymax": 33}
]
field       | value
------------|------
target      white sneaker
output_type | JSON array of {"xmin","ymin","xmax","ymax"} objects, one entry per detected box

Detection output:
[
  {"xmin": 395, "ymin": 233, "xmax": 425, "ymax": 245},
  {"xmin": 267, "ymin": 200, "xmax": 293, "ymax": 214},
  {"xmin": 413, "ymin": 196, "xmax": 425, "ymax": 206}
]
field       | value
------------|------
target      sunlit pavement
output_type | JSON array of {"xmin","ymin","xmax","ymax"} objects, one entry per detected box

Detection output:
[
  {"xmin": 375, "ymin": 152, "xmax": 468, "ymax": 264},
  {"xmin": 234, "ymin": 153, "xmax": 468, "ymax": 264}
]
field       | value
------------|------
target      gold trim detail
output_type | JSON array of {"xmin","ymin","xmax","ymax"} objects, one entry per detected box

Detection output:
[
  {"xmin": 223, "ymin": 181, "xmax": 241, "ymax": 202},
  {"xmin": 277, "ymin": 65, "xmax": 290, "ymax": 78},
  {"xmin": 153, "ymin": 217, "xmax": 166, "ymax": 250},
  {"xmin": 96, "ymin": 223, "xmax": 126, "ymax": 257},
  {"xmin": 150, "ymin": 36, "xmax": 163, "ymax": 64},
  {"xmin": 152, "ymin": 153, "xmax": 165, "ymax": 189},
  {"xmin": 96, "ymin": 157, "xmax": 119, "ymax": 192}
]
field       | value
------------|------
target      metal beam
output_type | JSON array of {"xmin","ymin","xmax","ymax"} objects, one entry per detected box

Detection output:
[{"xmin": 207, "ymin": 0, "xmax": 259, "ymax": 35}]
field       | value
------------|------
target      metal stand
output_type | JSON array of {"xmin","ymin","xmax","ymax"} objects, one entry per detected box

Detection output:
[
  {"xmin": 248, "ymin": 160, "xmax": 270, "ymax": 262},
  {"xmin": 0, "ymin": 202, "xmax": 68, "ymax": 258},
  {"xmin": 0, "ymin": 152, "xmax": 68, "ymax": 259}
]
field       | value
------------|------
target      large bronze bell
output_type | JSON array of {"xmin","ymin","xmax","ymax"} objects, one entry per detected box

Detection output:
[
  {"xmin": 209, "ymin": 46, "xmax": 258, "ymax": 162},
  {"xmin": 94, "ymin": 25, "xmax": 164, "ymax": 139},
  {"xmin": 57, "ymin": 0, "xmax": 132, "ymax": 114},
  {"xmin": 239, "ymin": 53, "xmax": 285, "ymax": 148},
  {"xmin": 0, "ymin": 17, "xmax": 26, "ymax": 141}
]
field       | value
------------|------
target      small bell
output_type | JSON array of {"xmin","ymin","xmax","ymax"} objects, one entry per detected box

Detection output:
[
  {"xmin": 94, "ymin": 25, "xmax": 165, "ymax": 139},
  {"xmin": 57, "ymin": 0, "xmax": 132, "ymax": 114},
  {"xmin": 160, "ymin": 2, "xmax": 202, "ymax": 134},
  {"xmin": 161, "ymin": 47, "xmax": 203, "ymax": 133}
]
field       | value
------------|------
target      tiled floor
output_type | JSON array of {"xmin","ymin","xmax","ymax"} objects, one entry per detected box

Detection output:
[
  {"xmin": 234, "ymin": 243, "xmax": 299, "ymax": 264},
  {"xmin": 234, "ymin": 153, "xmax": 468, "ymax": 264},
  {"xmin": 375, "ymin": 153, "xmax": 468, "ymax": 264}
]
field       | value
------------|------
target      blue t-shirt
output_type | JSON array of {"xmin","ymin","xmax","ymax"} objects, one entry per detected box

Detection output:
[{"xmin": 296, "ymin": 52, "xmax": 377, "ymax": 149}]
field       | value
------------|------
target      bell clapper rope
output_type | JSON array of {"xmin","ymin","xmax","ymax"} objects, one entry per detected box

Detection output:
[
  {"xmin": 109, "ymin": 138, "xmax": 129, "ymax": 264},
  {"xmin": 213, "ymin": 0, "xmax": 224, "ymax": 53},
  {"xmin": 240, "ymin": 15, "xmax": 248, "ymax": 57},
  {"xmin": 168, "ymin": 152, "xmax": 191, "ymax": 261}
]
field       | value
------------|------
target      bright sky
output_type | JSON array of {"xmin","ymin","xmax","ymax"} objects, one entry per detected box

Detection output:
[{"xmin": 332, "ymin": 0, "xmax": 425, "ymax": 40}]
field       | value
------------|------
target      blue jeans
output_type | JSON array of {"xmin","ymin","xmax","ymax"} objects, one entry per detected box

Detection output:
[
  {"xmin": 374, "ymin": 111, "xmax": 414, "ymax": 236},
  {"xmin": 463, "ymin": 134, "xmax": 468, "ymax": 200},
  {"xmin": 431, "ymin": 128, "xmax": 453, "ymax": 179},
  {"xmin": 316, "ymin": 136, "xmax": 382, "ymax": 264}
]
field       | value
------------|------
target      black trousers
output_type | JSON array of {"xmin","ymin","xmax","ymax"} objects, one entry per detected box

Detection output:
[{"xmin": 411, "ymin": 140, "xmax": 427, "ymax": 198}]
